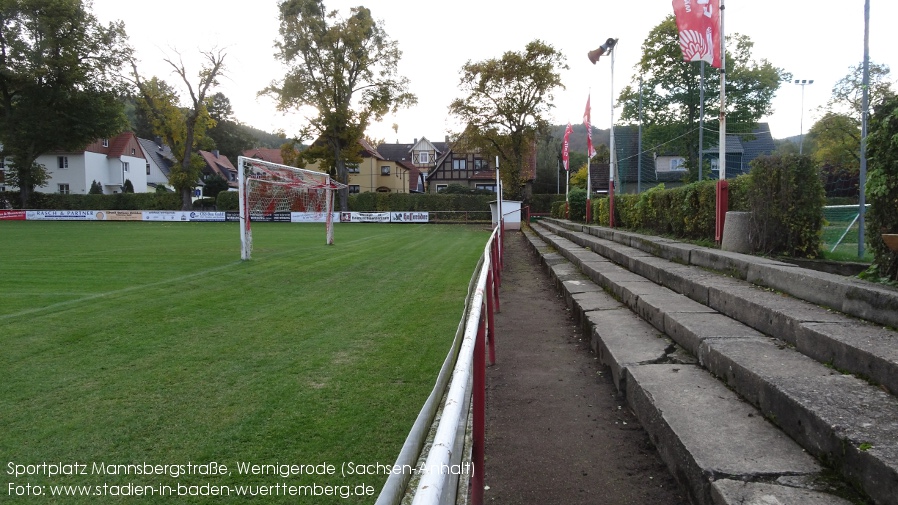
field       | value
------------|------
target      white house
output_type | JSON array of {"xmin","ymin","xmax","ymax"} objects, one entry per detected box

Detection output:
[
  {"xmin": 36, "ymin": 132, "xmax": 148, "ymax": 195},
  {"xmin": 137, "ymin": 136, "xmax": 176, "ymax": 191}
]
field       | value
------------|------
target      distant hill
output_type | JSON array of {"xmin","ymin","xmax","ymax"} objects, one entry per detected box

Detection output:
[
  {"xmin": 546, "ymin": 123, "xmax": 610, "ymax": 152},
  {"xmin": 240, "ymin": 124, "xmax": 288, "ymax": 149}
]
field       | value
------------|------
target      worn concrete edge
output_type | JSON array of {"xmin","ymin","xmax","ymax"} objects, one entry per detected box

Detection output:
[{"xmin": 540, "ymin": 218, "xmax": 898, "ymax": 329}]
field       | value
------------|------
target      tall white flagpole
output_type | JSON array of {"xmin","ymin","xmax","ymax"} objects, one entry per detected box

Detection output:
[{"xmin": 715, "ymin": 0, "xmax": 728, "ymax": 243}]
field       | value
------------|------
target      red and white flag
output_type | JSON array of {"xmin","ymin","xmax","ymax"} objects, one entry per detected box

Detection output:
[
  {"xmin": 562, "ymin": 123, "xmax": 573, "ymax": 171},
  {"xmin": 583, "ymin": 96, "xmax": 596, "ymax": 158},
  {"xmin": 672, "ymin": 0, "xmax": 721, "ymax": 68}
]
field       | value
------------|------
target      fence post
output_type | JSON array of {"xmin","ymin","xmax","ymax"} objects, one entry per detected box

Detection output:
[
  {"xmin": 471, "ymin": 309, "xmax": 487, "ymax": 505},
  {"xmin": 486, "ymin": 269, "xmax": 496, "ymax": 365}
]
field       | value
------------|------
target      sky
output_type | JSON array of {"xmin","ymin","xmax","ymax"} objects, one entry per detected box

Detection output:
[{"xmin": 91, "ymin": 0, "xmax": 898, "ymax": 145}]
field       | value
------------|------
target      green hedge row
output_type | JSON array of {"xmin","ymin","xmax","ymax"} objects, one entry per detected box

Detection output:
[
  {"xmin": 1, "ymin": 191, "xmax": 183, "ymax": 210},
  {"xmin": 555, "ymin": 155, "xmax": 825, "ymax": 258}
]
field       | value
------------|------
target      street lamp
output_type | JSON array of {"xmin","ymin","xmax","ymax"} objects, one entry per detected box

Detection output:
[{"xmin": 794, "ymin": 79, "xmax": 814, "ymax": 155}]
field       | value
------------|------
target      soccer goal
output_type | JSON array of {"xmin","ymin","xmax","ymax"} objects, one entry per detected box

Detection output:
[{"xmin": 237, "ymin": 156, "xmax": 347, "ymax": 260}]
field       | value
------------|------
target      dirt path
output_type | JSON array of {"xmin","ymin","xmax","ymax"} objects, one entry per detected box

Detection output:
[{"xmin": 484, "ymin": 230, "xmax": 688, "ymax": 505}]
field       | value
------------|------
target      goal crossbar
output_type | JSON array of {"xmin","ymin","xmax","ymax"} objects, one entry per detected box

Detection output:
[{"xmin": 237, "ymin": 156, "xmax": 347, "ymax": 260}]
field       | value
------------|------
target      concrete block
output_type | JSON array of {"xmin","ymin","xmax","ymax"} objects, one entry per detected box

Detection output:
[
  {"xmin": 795, "ymin": 321, "xmax": 898, "ymax": 395},
  {"xmin": 634, "ymin": 291, "xmax": 717, "ymax": 334},
  {"xmin": 664, "ymin": 312, "xmax": 763, "ymax": 356},
  {"xmin": 589, "ymin": 308, "xmax": 670, "ymax": 391},
  {"xmin": 711, "ymin": 480, "xmax": 854, "ymax": 505},
  {"xmin": 626, "ymin": 364, "xmax": 821, "ymax": 505},
  {"xmin": 706, "ymin": 282, "xmax": 844, "ymax": 344},
  {"xmin": 698, "ymin": 337, "xmax": 898, "ymax": 505},
  {"xmin": 720, "ymin": 211, "xmax": 752, "ymax": 253}
]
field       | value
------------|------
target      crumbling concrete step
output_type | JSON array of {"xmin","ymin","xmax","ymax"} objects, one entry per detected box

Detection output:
[
  {"xmin": 525, "ymin": 225, "xmax": 895, "ymax": 505},
  {"xmin": 627, "ymin": 363, "xmax": 846, "ymax": 505},
  {"xmin": 547, "ymin": 218, "xmax": 898, "ymax": 329},
  {"xmin": 699, "ymin": 336, "xmax": 898, "ymax": 505},
  {"xmin": 534, "ymin": 220, "xmax": 898, "ymax": 397}
]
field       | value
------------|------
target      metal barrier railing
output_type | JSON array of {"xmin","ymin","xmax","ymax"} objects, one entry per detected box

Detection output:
[{"xmin": 376, "ymin": 222, "xmax": 503, "ymax": 505}]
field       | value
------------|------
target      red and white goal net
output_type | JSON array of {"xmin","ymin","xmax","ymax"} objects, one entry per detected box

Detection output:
[{"xmin": 237, "ymin": 156, "xmax": 346, "ymax": 259}]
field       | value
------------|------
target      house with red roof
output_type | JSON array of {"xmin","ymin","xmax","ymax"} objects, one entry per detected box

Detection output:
[
  {"xmin": 199, "ymin": 149, "xmax": 238, "ymax": 188},
  {"xmin": 29, "ymin": 131, "xmax": 148, "ymax": 195}
]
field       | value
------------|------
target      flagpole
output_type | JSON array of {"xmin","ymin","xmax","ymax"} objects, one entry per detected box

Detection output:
[
  {"xmin": 586, "ymin": 93, "xmax": 592, "ymax": 223},
  {"xmin": 715, "ymin": 0, "xmax": 728, "ymax": 243},
  {"xmin": 609, "ymin": 45, "xmax": 616, "ymax": 228}
]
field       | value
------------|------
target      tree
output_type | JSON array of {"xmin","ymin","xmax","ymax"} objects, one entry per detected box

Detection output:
[
  {"xmin": 206, "ymin": 92, "xmax": 255, "ymax": 162},
  {"xmin": 805, "ymin": 63, "xmax": 894, "ymax": 177},
  {"xmin": 0, "ymin": 0, "xmax": 131, "ymax": 206},
  {"xmin": 89, "ymin": 180, "xmax": 104, "ymax": 194},
  {"xmin": 264, "ymin": 0, "xmax": 416, "ymax": 211},
  {"xmin": 131, "ymin": 50, "xmax": 225, "ymax": 210},
  {"xmin": 202, "ymin": 173, "xmax": 229, "ymax": 199},
  {"xmin": 122, "ymin": 179, "xmax": 134, "ymax": 193},
  {"xmin": 865, "ymin": 94, "xmax": 898, "ymax": 281},
  {"xmin": 449, "ymin": 40, "xmax": 567, "ymax": 201},
  {"xmin": 617, "ymin": 15, "xmax": 787, "ymax": 181}
]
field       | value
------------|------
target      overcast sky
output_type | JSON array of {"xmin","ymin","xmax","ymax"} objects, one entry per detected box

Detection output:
[{"xmin": 91, "ymin": 0, "xmax": 898, "ymax": 145}]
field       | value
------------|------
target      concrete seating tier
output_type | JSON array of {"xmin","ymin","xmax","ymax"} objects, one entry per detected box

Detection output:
[{"xmin": 523, "ymin": 218, "xmax": 898, "ymax": 505}]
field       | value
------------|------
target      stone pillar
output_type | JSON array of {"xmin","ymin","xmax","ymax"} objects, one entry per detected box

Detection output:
[{"xmin": 721, "ymin": 211, "xmax": 752, "ymax": 253}]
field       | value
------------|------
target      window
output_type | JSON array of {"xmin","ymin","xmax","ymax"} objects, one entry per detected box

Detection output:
[
  {"xmin": 381, "ymin": 166, "xmax": 390, "ymax": 176},
  {"xmin": 418, "ymin": 151, "xmax": 429, "ymax": 164},
  {"xmin": 474, "ymin": 159, "xmax": 488, "ymax": 171},
  {"xmin": 475, "ymin": 183, "xmax": 496, "ymax": 192},
  {"xmin": 670, "ymin": 158, "xmax": 686, "ymax": 171},
  {"xmin": 102, "ymin": 139, "xmax": 109, "ymax": 147},
  {"xmin": 131, "ymin": 148, "xmax": 136, "ymax": 155},
  {"xmin": 349, "ymin": 185, "xmax": 360, "ymax": 194},
  {"xmin": 346, "ymin": 163, "xmax": 360, "ymax": 174},
  {"xmin": 58, "ymin": 156, "xmax": 68, "ymax": 169},
  {"xmin": 0, "ymin": 158, "xmax": 5, "ymax": 168},
  {"xmin": 146, "ymin": 163, "xmax": 151, "ymax": 175},
  {"xmin": 452, "ymin": 159, "xmax": 467, "ymax": 170},
  {"xmin": 710, "ymin": 158, "xmax": 719, "ymax": 172},
  {"xmin": 122, "ymin": 162, "xmax": 130, "ymax": 173},
  {"xmin": 436, "ymin": 184, "xmax": 448, "ymax": 193},
  {"xmin": 58, "ymin": 183, "xmax": 70, "ymax": 195}
]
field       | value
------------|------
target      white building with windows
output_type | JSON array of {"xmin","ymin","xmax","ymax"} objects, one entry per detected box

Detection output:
[
  {"xmin": 0, "ymin": 132, "xmax": 149, "ymax": 195},
  {"xmin": 41, "ymin": 132, "xmax": 147, "ymax": 194}
]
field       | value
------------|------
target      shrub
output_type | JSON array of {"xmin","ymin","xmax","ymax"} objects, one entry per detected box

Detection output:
[
  {"xmin": 744, "ymin": 154, "xmax": 825, "ymax": 257},
  {"xmin": 865, "ymin": 94, "xmax": 898, "ymax": 281},
  {"xmin": 567, "ymin": 188, "xmax": 587, "ymax": 222},
  {"xmin": 216, "ymin": 191, "xmax": 239, "ymax": 211}
]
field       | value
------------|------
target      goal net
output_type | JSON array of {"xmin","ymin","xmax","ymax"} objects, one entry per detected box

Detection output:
[{"xmin": 237, "ymin": 156, "xmax": 347, "ymax": 260}]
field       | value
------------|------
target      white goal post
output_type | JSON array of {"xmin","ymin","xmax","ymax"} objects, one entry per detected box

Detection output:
[{"xmin": 237, "ymin": 156, "xmax": 347, "ymax": 260}]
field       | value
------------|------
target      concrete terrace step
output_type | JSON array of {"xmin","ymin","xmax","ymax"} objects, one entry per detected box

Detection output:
[
  {"xmin": 521, "ymin": 224, "xmax": 898, "ymax": 505},
  {"xmin": 536, "ymin": 218, "xmax": 898, "ymax": 397}
]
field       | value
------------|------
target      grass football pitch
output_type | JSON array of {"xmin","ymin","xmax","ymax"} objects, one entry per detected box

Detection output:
[{"xmin": 0, "ymin": 221, "xmax": 489, "ymax": 503}]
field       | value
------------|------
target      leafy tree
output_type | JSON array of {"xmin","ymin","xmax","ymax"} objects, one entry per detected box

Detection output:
[
  {"xmin": 202, "ymin": 173, "xmax": 229, "ymax": 199},
  {"xmin": 0, "ymin": 0, "xmax": 131, "ymax": 206},
  {"xmin": 122, "ymin": 179, "xmax": 134, "ymax": 193},
  {"xmin": 449, "ymin": 40, "xmax": 567, "ymax": 201},
  {"xmin": 264, "ymin": 0, "xmax": 416, "ymax": 211},
  {"xmin": 805, "ymin": 112, "xmax": 860, "ymax": 172},
  {"xmin": 865, "ymin": 94, "xmax": 898, "ymax": 281},
  {"xmin": 617, "ymin": 15, "xmax": 787, "ymax": 181},
  {"xmin": 130, "ymin": 50, "xmax": 225, "ymax": 210},
  {"xmin": 805, "ymin": 63, "xmax": 894, "ymax": 179},
  {"xmin": 89, "ymin": 180, "xmax": 104, "ymax": 194},
  {"xmin": 206, "ymin": 92, "xmax": 255, "ymax": 162}
]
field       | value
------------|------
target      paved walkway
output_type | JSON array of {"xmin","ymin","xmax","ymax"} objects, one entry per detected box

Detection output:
[{"xmin": 483, "ymin": 230, "xmax": 688, "ymax": 505}]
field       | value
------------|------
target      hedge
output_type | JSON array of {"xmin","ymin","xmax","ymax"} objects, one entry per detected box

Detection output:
[{"xmin": 2, "ymin": 191, "xmax": 182, "ymax": 210}]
